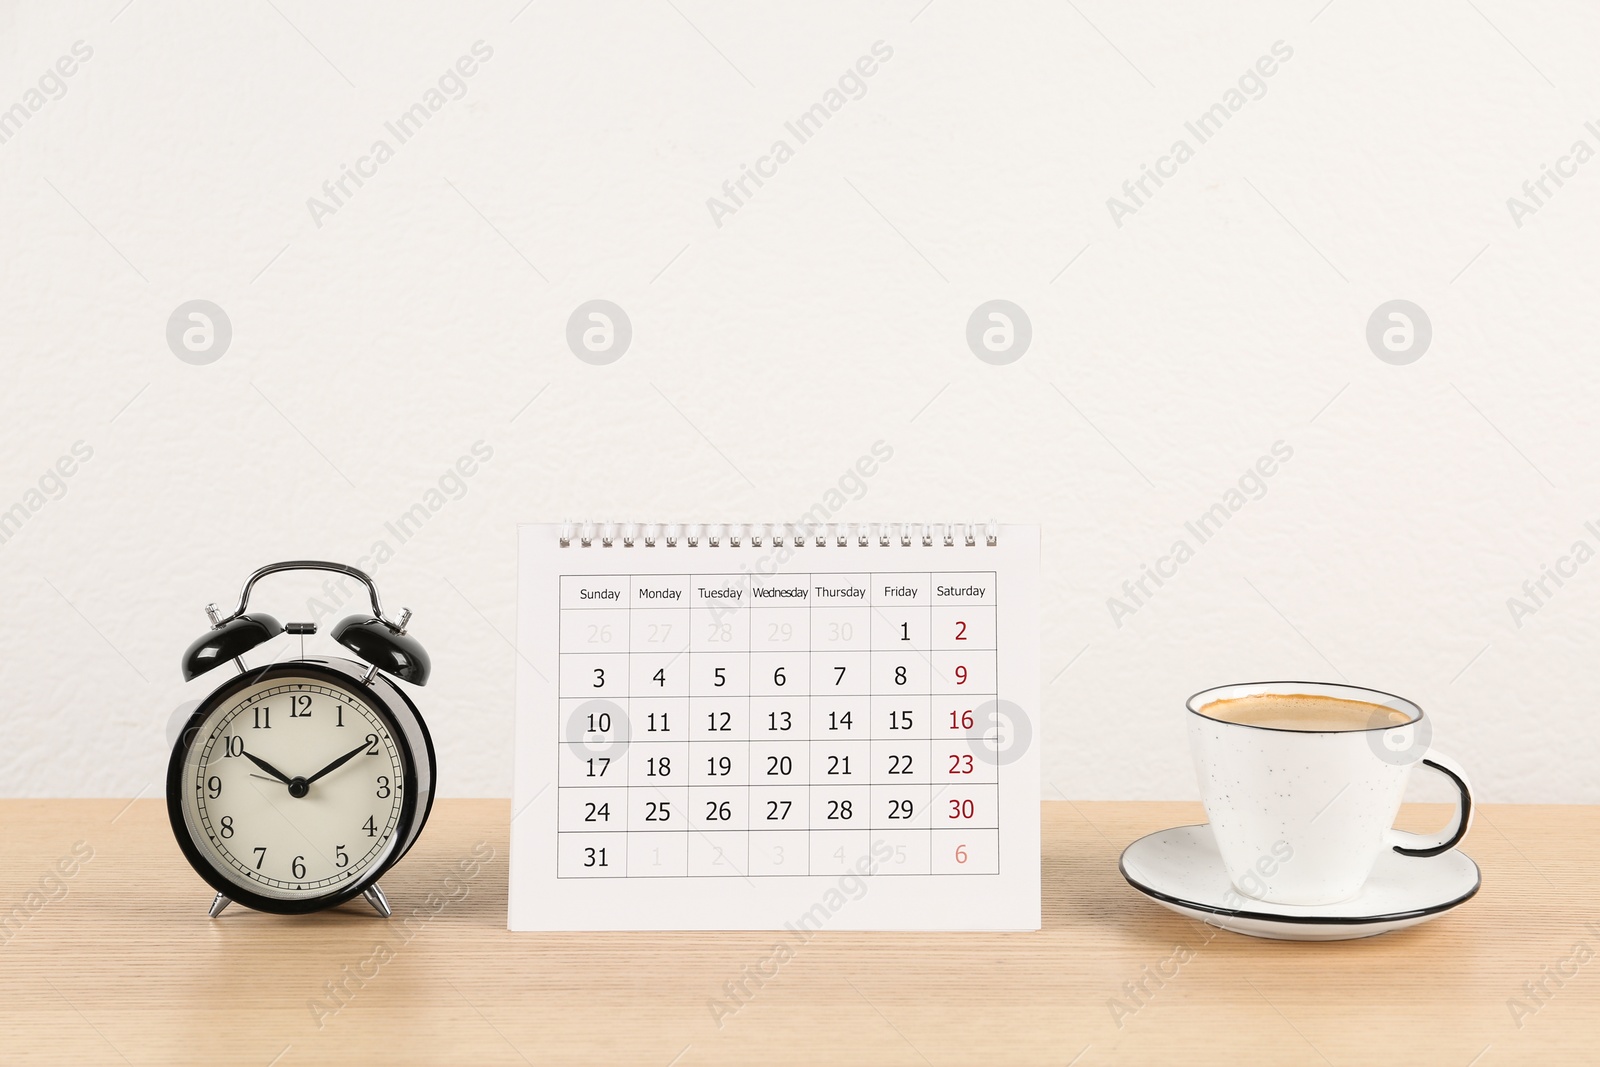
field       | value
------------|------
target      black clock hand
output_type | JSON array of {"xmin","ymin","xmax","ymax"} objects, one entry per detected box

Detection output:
[
  {"xmin": 244, "ymin": 751, "xmax": 293, "ymax": 785},
  {"xmin": 304, "ymin": 741, "xmax": 373, "ymax": 785}
]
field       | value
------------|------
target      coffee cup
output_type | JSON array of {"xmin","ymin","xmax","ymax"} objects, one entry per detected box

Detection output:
[{"xmin": 1187, "ymin": 681, "xmax": 1473, "ymax": 907}]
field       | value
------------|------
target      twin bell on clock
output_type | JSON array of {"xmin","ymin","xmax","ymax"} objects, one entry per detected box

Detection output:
[{"xmin": 166, "ymin": 561, "xmax": 437, "ymax": 919}]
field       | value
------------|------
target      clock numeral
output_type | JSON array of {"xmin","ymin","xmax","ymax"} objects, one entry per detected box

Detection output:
[
  {"xmin": 335, "ymin": 845, "xmax": 348, "ymax": 868},
  {"xmin": 364, "ymin": 733, "xmax": 380, "ymax": 755},
  {"xmin": 375, "ymin": 775, "xmax": 391, "ymax": 799},
  {"xmin": 206, "ymin": 775, "xmax": 222, "ymax": 799},
  {"xmin": 253, "ymin": 707, "xmax": 271, "ymax": 730},
  {"xmin": 363, "ymin": 816, "xmax": 379, "ymax": 837},
  {"xmin": 291, "ymin": 855, "xmax": 306, "ymax": 879},
  {"xmin": 219, "ymin": 816, "xmax": 234, "ymax": 838},
  {"xmin": 288, "ymin": 694, "xmax": 312, "ymax": 718},
  {"xmin": 336, "ymin": 705, "xmax": 345, "ymax": 728},
  {"xmin": 222, "ymin": 736, "xmax": 243, "ymax": 758},
  {"xmin": 253, "ymin": 847, "xmax": 266, "ymax": 870}
]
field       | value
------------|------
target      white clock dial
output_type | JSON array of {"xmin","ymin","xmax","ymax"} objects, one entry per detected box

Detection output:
[{"xmin": 179, "ymin": 677, "xmax": 407, "ymax": 900}]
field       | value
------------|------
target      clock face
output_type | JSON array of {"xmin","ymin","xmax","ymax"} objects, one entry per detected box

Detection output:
[{"xmin": 176, "ymin": 674, "xmax": 408, "ymax": 902}]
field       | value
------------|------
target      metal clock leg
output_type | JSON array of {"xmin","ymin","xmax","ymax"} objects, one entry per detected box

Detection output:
[
  {"xmin": 363, "ymin": 884, "xmax": 392, "ymax": 918},
  {"xmin": 208, "ymin": 893, "xmax": 232, "ymax": 918}
]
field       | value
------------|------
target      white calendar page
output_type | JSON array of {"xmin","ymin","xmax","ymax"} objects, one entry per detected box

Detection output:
[{"xmin": 509, "ymin": 523, "xmax": 1040, "ymax": 931}]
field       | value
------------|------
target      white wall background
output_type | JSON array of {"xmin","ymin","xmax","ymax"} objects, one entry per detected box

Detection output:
[{"xmin": 1, "ymin": 0, "xmax": 1597, "ymax": 802}]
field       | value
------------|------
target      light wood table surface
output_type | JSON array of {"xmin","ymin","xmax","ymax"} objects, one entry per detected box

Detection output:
[{"xmin": 1, "ymin": 799, "xmax": 1594, "ymax": 1065}]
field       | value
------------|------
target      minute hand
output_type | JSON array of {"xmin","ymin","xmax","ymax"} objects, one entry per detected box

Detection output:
[{"xmin": 304, "ymin": 741, "xmax": 375, "ymax": 785}]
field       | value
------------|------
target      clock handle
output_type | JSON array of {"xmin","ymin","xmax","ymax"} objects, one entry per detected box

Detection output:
[{"xmin": 222, "ymin": 561, "xmax": 404, "ymax": 632}]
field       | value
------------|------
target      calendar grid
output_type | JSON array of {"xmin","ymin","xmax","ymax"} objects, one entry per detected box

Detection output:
[{"xmin": 556, "ymin": 571, "xmax": 999, "ymax": 879}]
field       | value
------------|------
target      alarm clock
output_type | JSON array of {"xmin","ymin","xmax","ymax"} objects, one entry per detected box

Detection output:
[{"xmin": 167, "ymin": 561, "xmax": 436, "ymax": 918}]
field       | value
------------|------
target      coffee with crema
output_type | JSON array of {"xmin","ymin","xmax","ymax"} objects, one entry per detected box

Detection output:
[{"xmin": 1200, "ymin": 692, "xmax": 1414, "ymax": 732}]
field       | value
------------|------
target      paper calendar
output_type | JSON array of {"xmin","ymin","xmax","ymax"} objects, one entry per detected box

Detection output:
[{"xmin": 509, "ymin": 522, "xmax": 1040, "ymax": 931}]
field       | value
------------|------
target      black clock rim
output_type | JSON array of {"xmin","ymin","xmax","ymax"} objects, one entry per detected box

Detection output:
[{"xmin": 166, "ymin": 659, "xmax": 424, "ymax": 916}]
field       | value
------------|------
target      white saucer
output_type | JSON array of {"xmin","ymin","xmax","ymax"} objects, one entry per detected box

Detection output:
[{"xmin": 1119, "ymin": 824, "xmax": 1481, "ymax": 941}]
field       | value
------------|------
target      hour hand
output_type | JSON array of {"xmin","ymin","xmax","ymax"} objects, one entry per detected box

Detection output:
[
  {"xmin": 244, "ymin": 751, "xmax": 293, "ymax": 785},
  {"xmin": 305, "ymin": 741, "xmax": 373, "ymax": 785}
]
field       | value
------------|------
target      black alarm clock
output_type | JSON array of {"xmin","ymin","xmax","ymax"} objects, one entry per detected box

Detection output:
[{"xmin": 167, "ymin": 561, "xmax": 436, "ymax": 918}]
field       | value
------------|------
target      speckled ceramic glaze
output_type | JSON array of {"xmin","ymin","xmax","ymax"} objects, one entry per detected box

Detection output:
[{"xmin": 1187, "ymin": 681, "xmax": 1473, "ymax": 907}]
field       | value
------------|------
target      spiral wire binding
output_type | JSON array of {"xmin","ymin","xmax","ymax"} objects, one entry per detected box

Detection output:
[{"xmin": 560, "ymin": 521, "xmax": 999, "ymax": 547}]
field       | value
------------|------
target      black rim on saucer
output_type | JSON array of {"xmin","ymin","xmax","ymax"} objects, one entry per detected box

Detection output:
[{"xmin": 1117, "ymin": 827, "xmax": 1482, "ymax": 926}]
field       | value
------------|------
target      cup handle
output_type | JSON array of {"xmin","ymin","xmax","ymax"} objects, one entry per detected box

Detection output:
[{"xmin": 1384, "ymin": 751, "xmax": 1474, "ymax": 858}]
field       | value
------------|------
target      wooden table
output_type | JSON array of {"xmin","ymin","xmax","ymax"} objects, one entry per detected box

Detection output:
[{"xmin": 1, "ymin": 800, "xmax": 1594, "ymax": 1065}]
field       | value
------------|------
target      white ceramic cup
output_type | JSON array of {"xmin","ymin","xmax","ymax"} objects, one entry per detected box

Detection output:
[{"xmin": 1188, "ymin": 681, "xmax": 1473, "ymax": 907}]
